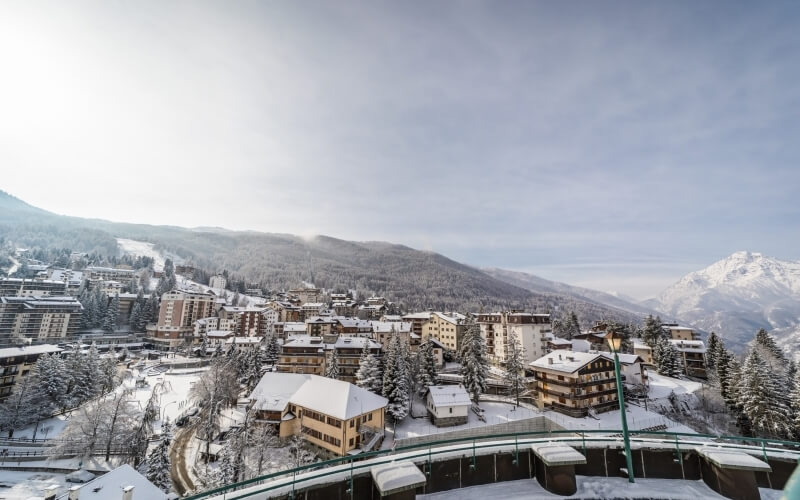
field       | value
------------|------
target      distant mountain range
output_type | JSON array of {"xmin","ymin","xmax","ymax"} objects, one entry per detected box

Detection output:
[
  {"xmin": 646, "ymin": 251, "xmax": 800, "ymax": 357},
  {"xmin": 0, "ymin": 190, "xmax": 642, "ymax": 324}
]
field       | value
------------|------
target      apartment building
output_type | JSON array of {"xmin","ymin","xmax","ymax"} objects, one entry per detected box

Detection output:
[
  {"xmin": 530, "ymin": 350, "xmax": 619, "ymax": 417},
  {"xmin": 420, "ymin": 312, "xmax": 466, "ymax": 351},
  {"xmin": 277, "ymin": 336, "xmax": 327, "ymax": 376},
  {"xmin": 332, "ymin": 337, "xmax": 381, "ymax": 383},
  {"xmin": 209, "ymin": 274, "xmax": 227, "ymax": 290},
  {"xmin": 305, "ymin": 316, "xmax": 338, "ymax": 336},
  {"xmin": 0, "ymin": 278, "xmax": 67, "ymax": 297},
  {"xmin": 335, "ymin": 317, "xmax": 372, "ymax": 336},
  {"xmin": 0, "ymin": 344, "xmax": 62, "ymax": 401},
  {"xmin": 150, "ymin": 289, "xmax": 216, "ymax": 350},
  {"xmin": 670, "ymin": 339, "xmax": 708, "ymax": 378},
  {"xmin": 477, "ymin": 312, "xmax": 551, "ymax": 366},
  {"xmin": 402, "ymin": 312, "xmax": 431, "ymax": 337},
  {"xmin": 250, "ymin": 372, "xmax": 387, "ymax": 456},
  {"xmin": 663, "ymin": 324, "xmax": 700, "ymax": 341},
  {"xmin": 289, "ymin": 288, "xmax": 321, "ymax": 304},
  {"xmin": 0, "ymin": 296, "xmax": 83, "ymax": 346},
  {"xmin": 270, "ymin": 301, "xmax": 302, "ymax": 322},
  {"xmin": 47, "ymin": 269, "xmax": 84, "ymax": 295},
  {"xmin": 84, "ymin": 266, "xmax": 137, "ymax": 286}
]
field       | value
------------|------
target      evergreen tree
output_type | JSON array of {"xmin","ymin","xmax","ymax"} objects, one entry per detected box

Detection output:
[
  {"xmin": 706, "ymin": 332, "xmax": 722, "ymax": 370},
  {"xmin": 642, "ymin": 315, "xmax": 664, "ymax": 347},
  {"xmin": 71, "ymin": 343, "xmax": 102, "ymax": 404},
  {"xmin": 654, "ymin": 336, "xmax": 683, "ymax": 378},
  {"xmin": 416, "ymin": 340, "xmax": 438, "ymax": 395},
  {"xmin": 356, "ymin": 344, "xmax": 383, "ymax": 395},
  {"xmin": 382, "ymin": 336, "xmax": 409, "ymax": 422},
  {"xmin": 790, "ymin": 369, "xmax": 800, "ymax": 438},
  {"xmin": 459, "ymin": 322, "xmax": 488, "ymax": 404},
  {"xmin": 504, "ymin": 336, "xmax": 526, "ymax": 407},
  {"xmin": 32, "ymin": 353, "xmax": 68, "ymax": 413},
  {"xmin": 93, "ymin": 288, "xmax": 108, "ymax": 328},
  {"xmin": 129, "ymin": 302, "xmax": 142, "ymax": 332},
  {"xmin": 738, "ymin": 348, "xmax": 793, "ymax": 439},
  {"xmin": 145, "ymin": 420, "xmax": 172, "ymax": 493},
  {"xmin": 325, "ymin": 351, "xmax": 340, "ymax": 380},
  {"xmin": 382, "ymin": 334, "xmax": 398, "ymax": 399},
  {"xmin": 263, "ymin": 335, "xmax": 279, "ymax": 365},
  {"xmin": 754, "ymin": 328, "xmax": 787, "ymax": 362},
  {"xmin": 102, "ymin": 293, "xmax": 120, "ymax": 332}
]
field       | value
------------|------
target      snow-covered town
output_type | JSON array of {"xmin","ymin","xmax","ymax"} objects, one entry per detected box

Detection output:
[
  {"xmin": 0, "ymin": 243, "xmax": 797, "ymax": 499},
  {"xmin": 3, "ymin": 1, "xmax": 800, "ymax": 498}
]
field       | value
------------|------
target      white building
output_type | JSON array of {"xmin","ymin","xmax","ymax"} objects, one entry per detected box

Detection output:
[
  {"xmin": 477, "ymin": 312, "xmax": 551, "ymax": 366},
  {"xmin": 64, "ymin": 463, "xmax": 169, "ymax": 499},
  {"xmin": 426, "ymin": 385, "xmax": 471, "ymax": 427},
  {"xmin": 209, "ymin": 274, "xmax": 227, "ymax": 290}
]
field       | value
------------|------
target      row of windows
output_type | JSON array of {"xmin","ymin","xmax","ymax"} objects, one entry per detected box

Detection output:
[{"xmin": 302, "ymin": 426, "xmax": 341, "ymax": 447}]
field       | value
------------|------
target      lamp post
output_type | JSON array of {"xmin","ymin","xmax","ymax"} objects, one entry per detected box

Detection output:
[{"xmin": 605, "ymin": 330, "xmax": 635, "ymax": 483}]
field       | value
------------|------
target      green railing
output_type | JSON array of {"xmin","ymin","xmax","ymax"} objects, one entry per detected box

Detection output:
[{"xmin": 184, "ymin": 429, "xmax": 800, "ymax": 500}]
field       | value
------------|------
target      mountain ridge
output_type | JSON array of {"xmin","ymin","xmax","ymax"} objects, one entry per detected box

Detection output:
[{"xmin": 0, "ymin": 190, "xmax": 643, "ymax": 324}]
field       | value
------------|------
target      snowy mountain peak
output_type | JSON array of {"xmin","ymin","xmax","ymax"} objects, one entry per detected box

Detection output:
[{"xmin": 653, "ymin": 251, "xmax": 800, "ymax": 355}]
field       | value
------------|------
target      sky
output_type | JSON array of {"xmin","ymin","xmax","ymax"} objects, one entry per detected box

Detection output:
[{"xmin": 1, "ymin": 1, "xmax": 799, "ymax": 300}]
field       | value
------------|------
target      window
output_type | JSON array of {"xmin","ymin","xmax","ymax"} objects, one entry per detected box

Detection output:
[
  {"xmin": 349, "ymin": 438, "xmax": 354, "ymax": 446},
  {"xmin": 449, "ymin": 407, "xmax": 453, "ymax": 414},
  {"xmin": 350, "ymin": 419, "xmax": 354, "ymax": 428}
]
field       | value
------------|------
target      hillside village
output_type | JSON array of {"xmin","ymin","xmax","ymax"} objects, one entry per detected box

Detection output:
[{"xmin": 0, "ymin": 244, "xmax": 798, "ymax": 499}]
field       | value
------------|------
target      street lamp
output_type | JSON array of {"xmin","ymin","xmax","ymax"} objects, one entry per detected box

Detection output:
[{"xmin": 605, "ymin": 330, "xmax": 635, "ymax": 484}]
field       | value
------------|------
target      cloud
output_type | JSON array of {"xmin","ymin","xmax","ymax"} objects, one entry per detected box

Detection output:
[{"xmin": 0, "ymin": 0, "xmax": 798, "ymax": 299}]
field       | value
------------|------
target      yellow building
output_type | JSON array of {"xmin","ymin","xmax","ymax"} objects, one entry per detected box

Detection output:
[
  {"xmin": 419, "ymin": 312, "xmax": 466, "ymax": 351},
  {"xmin": 249, "ymin": 372, "xmax": 387, "ymax": 456}
]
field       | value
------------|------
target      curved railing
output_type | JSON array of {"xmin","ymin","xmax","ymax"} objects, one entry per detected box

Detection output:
[{"xmin": 184, "ymin": 429, "xmax": 800, "ymax": 500}]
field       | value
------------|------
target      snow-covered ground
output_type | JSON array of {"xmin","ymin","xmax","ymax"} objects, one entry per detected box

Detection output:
[
  {"xmin": 116, "ymin": 238, "xmax": 171, "ymax": 272},
  {"xmin": 127, "ymin": 365, "xmax": 205, "ymax": 430},
  {"xmin": 9, "ymin": 414, "xmax": 70, "ymax": 441},
  {"xmin": 395, "ymin": 401, "xmax": 541, "ymax": 440},
  {"xmin": 417, "ymin": 476, "xmax": 783, "ymax": 500},
  {"xmin": 0, "ymin": 470, "xmax": 69, "ymax": 499},
  {"xmin": 647, "ymin": 372, "xmax": 702, "ymax": 399}
]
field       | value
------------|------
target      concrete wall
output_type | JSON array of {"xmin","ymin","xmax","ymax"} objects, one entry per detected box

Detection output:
[{"xmin": 395, "ymin": 415, "xmax": 563, "ymax": 448}]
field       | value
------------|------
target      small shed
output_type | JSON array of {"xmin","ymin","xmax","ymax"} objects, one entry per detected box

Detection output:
[{"xmin": 425, "ymin": 385, "xmax": 471, "ymax": 427}]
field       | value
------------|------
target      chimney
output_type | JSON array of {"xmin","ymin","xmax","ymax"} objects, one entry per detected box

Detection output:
[
  {"xmin": 547, "ymin": 358, "xmax": 553, "ymax": 365},
  {"xmin": 69, "ymin": 486, "xmax": 81, "ymax": 500},
  {"xmin": 122, "ymin": 485, "xmax": 135, "ymax": 500},
  {"xmin": 44, "ymin": 485, "xmax": 59, "ymax": 500}
]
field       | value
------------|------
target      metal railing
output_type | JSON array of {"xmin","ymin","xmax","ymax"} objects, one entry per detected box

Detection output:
[{"xmin": 183, "ymin": 428, "xmax": 800, "ymax": 500}]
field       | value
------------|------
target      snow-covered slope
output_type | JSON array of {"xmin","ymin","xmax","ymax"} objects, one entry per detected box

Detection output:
[{"xmin": 652, "ymin": 251, "xmax": 800, "ymax": 355}]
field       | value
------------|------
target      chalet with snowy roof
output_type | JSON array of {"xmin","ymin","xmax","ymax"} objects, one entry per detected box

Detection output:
[
  {"xmin": 269, "ymin": 301, "xmax": 302, "ymax": 322},
  {"xmin": 331, "ymin": 299, "xmax": 358, "ymax": 317},
  {"xmin": 62, "ymin": 463, "xmax": 169, "ymax": 499},
  {"xmin": 426, "ymin": 384, "xmax": 471, "ymax": 426},
  {"xmin": 278, "ymin": 336, "xmax": 327, "ymax": 376},
  {"xmin": 249, "ymin": 372, "xmax": 387, "ymax": 456},
  {"xmin": 226, "ymin": 336, "xmax": 262, "ymax": 352},
  {"xmin": 0, "ymin": 344, "xmax": 61, "ymax": 401},
  {"xmin": 663, "ymin": 324, "xmax": 700, "ymax": 341},
  {"xmin": 529, "ymin": 350, "xmax": 618, "ymax": 417},
  {"xmin": 402, "ymin": 311, "xmax": 432, "ymax": 336},
  {"xmin": 599, "ymin": 352, "xmax": 649, "ymax": 387},
  {"xmin": 357, "ymin": 303, "xmax": 386, "ymax": 320},
  {"xmin": 669, "ymin": 339, "xmax": 708, "ymax": 378}
]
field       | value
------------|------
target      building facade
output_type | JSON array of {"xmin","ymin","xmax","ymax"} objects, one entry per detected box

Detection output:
[
  {"xmin": 478, "ymin": 312, "xmax": 551, "ymax": 366},
  {"xmin": 0, "ymin": 296, "xmax": 83, "ymax": 346}
]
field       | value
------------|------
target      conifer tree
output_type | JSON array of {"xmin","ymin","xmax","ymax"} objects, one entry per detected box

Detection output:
[
  {"xmin": 459, "ymin": 322, "xmax": 488, "ymax": 404},
  {"xmin": 642, "ymin": 315, "xmax": 664, "ymax": 347},
  {"xmin": 103, "ymin": 293, "xmax": 120, "ymax": 332},
  {"xmin": 356, "ymin": 344, "xmax": 383, "ymax": 395},
  {"xmin": 706, "ymin": 332, "xmax": 721, "ymax": 370},
  {"xmin": 754, "ymin": 328, "xmax": 786, "ymax": 362},
  {"xmin": 504, "ymin": 336, "xmax": 526, "ymax": 407},
  {"xmin": 33, "ymin": 353, "xmax": 68, "ymax": 413},
  {"xmin": 738, "ymin": 348, "xmax": 793, "ymax": 439},
  {"xmin": 265, "ymin": 335, "xmax": 280, "ymax": 365},
  {"xmin": 790, "ymin": 369, "xmax": 800, "ymax": 438},
  {"xmin": 325, "ymin": 351, "xmax": 340, "ymax": 379},
  {"xmin": 416, "ymin": 340, "xmax": 438, "ymax": 394},
  {"xmin": 145, "ymin": 420, "xmax": 173, "ymax": 493},
  {"xmin": 382, "ymin": 335, "xmax": 409, "ymax": 422}
]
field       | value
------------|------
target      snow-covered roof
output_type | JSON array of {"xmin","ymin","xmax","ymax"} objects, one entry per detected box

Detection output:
[
  {"xmin": 283, "ymin": 322, "xmax": 307, "ymax": 332},
  {"xmin": 0, "ymin": 344, "xmax": 61, "ymax": 359},
  {"xmin": 334, "ymin": 337, "xmax": 381, "ymax": 350},
  {"xmin": 427, "ymin": 385, "xmax": 471, "ymax": 407},
  {"xmin": 529, "ymin": 351, "xmax": 603, "ymax": 374},
  {"xmin": 698, "ymin": 447, "xmax": 771, "ymax": 471},
  {"xmin": 283, "ymin": 337, "xmax": 325, "ymax": 347},
  {"xmin": 370, "ymin": 461, "xmax": 426, "ymax": 496},
  {"xmin": 250, "ymin": 373, "xmax": 313, "ymax": 412},
  {"xmin": 305, "ymin": 316, "xmax": 337, "ymax": 324},
  {"xmin": 206, "ymin": 330, "xmax": 234, "ymax": 338},
  {"xmin": 70, "ymin": 464, "xmax": 168, "ymax": 500},
  {"xmin": 371, "ymin": 321, "xmax": 412, "ymax": 333},
  {"xmin": 669, "ymin": 339, "xmax": 707, "ymax": 353},
  {"xmin": 530, "ymin": 443, "xmax": 587, "ymax": 466},
  {"xmin": 431, "ymin": 311, "xmax": 465, "ymax": 324},
  {"xmin": 599, "ymin": 352, "xmax": 644, "ymax": 365},
  {"xmin": 548, "ymin": 338, "xmax": 571, "ymax": 345},
  {"xmin": 289, "ymin": 375, "xmax": 388, "ymax": 420},
  {"xmin": 302, "ymin": 302, "xmax": 325, "ymax": 308},
  {"xmin": 633, "ymin": 341, "xmax": 652, "ymax": 351},
  {"xmin": 402, "ymin": 312, "xmax": 432, "ymax": 320},
  {"xmin": 335, "ymin": 318, "xmax": 372, "ymax": 328},
  {"xmin": 382, "ymin": 315, "xmax": 403, "ymax": 321},
  {"xmin": 227, "ymin": 337, "xmax": 261, "ymax": 344}
]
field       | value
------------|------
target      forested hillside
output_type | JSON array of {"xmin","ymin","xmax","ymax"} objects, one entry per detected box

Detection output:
[{"xmin": 0, "ymin": 190, "xmax": 641, "ymax": 322}]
